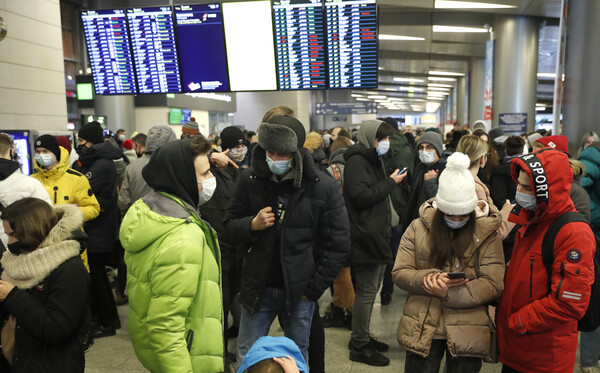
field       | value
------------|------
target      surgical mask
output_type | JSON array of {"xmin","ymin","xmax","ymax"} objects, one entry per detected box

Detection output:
[
  {"xmin": 377, "ymin": 140, "xmax": 390, "ymax": 156},
  {"xmin": 7, "ymin": 241, "xmax": 32, "ymax": 255},
  {"xmin": 229, "ymin": 147, "xmax": 248, "ymax": 163},
  {"xmin": 419, "ymin": 150, "xmax": 436, "ymax": 165},
  {"xmin": 118, "ymin": 134, "xmax": 126, "ymax": 141},
  {"xmin": 35, "ymin": 153, "xmax": 55, "ymax": 167},
  {"xmin": 444, "ymin": 216, "xmax": 470, "ymax": 230},
  {"xmin": 198, "ymin": 176, "xmax": 217, "ymax": 206},
  {"xmin": 76, "ymin": 144, "xmax": 91, "ymax": 157},
  {"xmin": 515, "ymin": 191, "xmax": 538, "ymax": 210},
  {"xmin": 266, "ymin": 155, "xmax": 292, "ymax": 176}
]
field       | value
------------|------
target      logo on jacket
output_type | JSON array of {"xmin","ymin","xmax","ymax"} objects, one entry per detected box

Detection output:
[
  {"xmin": 35, "ymin": 284, "xmax": 44, "ymax": 291},
  {"xmin": 85, "ymin": 172, "xmax": 92, "ymax": 179},
  {"xmin": 567, "ymin": 249, "xmax": 582, "ymax": 263}
]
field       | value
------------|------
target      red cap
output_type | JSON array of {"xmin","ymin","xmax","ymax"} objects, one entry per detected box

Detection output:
[
  {"xmin": 122, "ymin": 139, "xmax": 133, "ymax": 150},
  {"xmin": 56, "ymin": 136, "xmax": 72, "ymax": 154},
  {"xmin": 536, "ymin": 135, "xmax": 569, "ymax": 153}
]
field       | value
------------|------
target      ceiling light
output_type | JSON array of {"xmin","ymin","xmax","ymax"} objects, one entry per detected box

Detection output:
[
  {"xmin": 428, "ymin": 91, "xmax": 449, "ymax": 96},
  {"xmin": 435, "ymin": 1, "xmax": 517, "ymax": 9},
  {"xmin": 536, "ymin": 106, "xmax": 546, "ymax": 111},
  {"xmin": 399, "ymin": 87, "xmax": 425, "ymax": 92},
  {"xmin": 428, "ymin": 76, "xmax": 456, "ymax": 82},
  {"xmin": 378, "ymin": 67, "xmax": 384, "ymax": 70},
  {"xmin": 351, "ymin": 94, "xmax": 364, "ymax": 98},
  {"xmin": 356, "ymin": 98, "xmax": 371, "ymax": 101},
  {"xmin": 374, "ymin": 99, "xmax": 388, "ymax": 103},
  {"xmin": 367, "ymin": 95, "xmax": 387, "ymax": 99},
  {"xmin": 428, "ymin": 83, "xmax": 454, "ymax": 88},
  {"xmin": 393, "ymin": 77, "xmax": 426, "ymax": 83},
  {"xmin": 537, "ymin": 73, "xmax": 556, "ymax": 79},
  {"xmin": 433, "ymin": 25, "xmax": 488, "ymax": 33},
  {"xmin": 429, "ymin": 70, "xmax": 465, "ymax": 76},
  {"xmin": 379, "ymin": 34, "xmax": 425, "ymax": 41},
  {"xmin": 427, "ymin": 97, "xmax": 445, "ymax": 101},
  {"xmin": 428, "ymin": 87, "xmax": 450, "ymax": 92}
]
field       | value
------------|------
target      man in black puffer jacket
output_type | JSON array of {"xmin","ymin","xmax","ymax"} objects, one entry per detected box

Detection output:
[
  {"xmin": 344, "ymin": 120, "xmax": 407, "ymax": 367},
  {"xmin": 225, "ymin": 115, "xmax": 350, "ymax": 367}
]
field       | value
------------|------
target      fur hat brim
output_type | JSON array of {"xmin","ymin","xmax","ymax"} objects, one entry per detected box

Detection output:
[{"xmin": 258, "ymin": 122, "xmax": 298, "ymax": 154}]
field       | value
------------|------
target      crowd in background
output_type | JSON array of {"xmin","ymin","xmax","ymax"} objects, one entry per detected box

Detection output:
[{"xmin": 0, "ymin": 110, "xmax": 599, "ymax": 373}]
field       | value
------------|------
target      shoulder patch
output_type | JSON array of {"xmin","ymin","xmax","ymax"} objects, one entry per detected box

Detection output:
[
  {"xmin": 567, "ymin": 249, "xmax": 582, "ymax": 263},
  {"xmin": 66, "ymin": 169, "xmax": 83, "ymax": 177}
]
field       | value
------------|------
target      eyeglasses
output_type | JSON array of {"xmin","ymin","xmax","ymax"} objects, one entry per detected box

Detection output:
[{"xmin": 418, "ymin": 144, "xmax": 436, "ymax": 151}]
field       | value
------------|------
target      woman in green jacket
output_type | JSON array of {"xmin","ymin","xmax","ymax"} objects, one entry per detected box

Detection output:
[{"xmin": 120, "ymin": 136, "xmax": 223, "ymax": 373}]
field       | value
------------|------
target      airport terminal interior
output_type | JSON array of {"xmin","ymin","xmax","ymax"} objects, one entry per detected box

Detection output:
[{"xmin": 1, "ymin": 0, "xmax": 600, "ymax": 372}]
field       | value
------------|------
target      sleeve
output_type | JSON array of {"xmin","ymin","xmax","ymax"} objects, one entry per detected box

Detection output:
[
  {"xmin": 74, "ymin": 175, "xmax": 100, "ymax": 222},
  {"xmin": 146, "ymin": 239, "xmax": 201, "ymax": 372},
  {"xmin": 3, "ymin": 261, "xmax": 90, "ymax": 345},
  {"xmin": 118, "ymin": 167, "xmax": 132, "ymax": 215},
  {"xmin": 490, "ymin": 174, "xmax": 509, "ymax": 209},
  {"xmin": 344, "ymin": 156, "xmax": 396, "ymax": 210},
  {"xmin": 392, "ymin": 220, "xmax": 439, "ymax": 295},
  {"xmin": 508, "ymin": 223, "xmax": 596, "ymax": 335},
  {"xmin": 223, "ymin": 173, "xmax": 257, "ymax": 245},
  {"xmin": 580, "ymin": 159, "xmax": 599, "ymax": 190},
  {"xmin": 87, "ymin": 161, "xmax": 117, "ymax": 211},
  {"xmin": 422, "ymin": 177, "xmax": 439, "ymax": 200},
  {"xmin": 445, "ymin": 232, "xmax": 505, "ymax": 308},
  {"xmin": 27, "ymin": 177, "xmax": 53, "ymax": 206},
  {"xmin": 303, "ymin": 184, "xmax": 351, "ymax": 301}
]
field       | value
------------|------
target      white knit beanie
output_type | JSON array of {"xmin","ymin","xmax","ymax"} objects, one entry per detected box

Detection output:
[{"xmin": 435, "ymin": 152, "xmax": 477, "ymax": 215}]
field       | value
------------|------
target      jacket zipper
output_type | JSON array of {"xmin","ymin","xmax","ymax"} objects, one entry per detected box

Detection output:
[
  {"xmin": 529, "ymin": 255, "xmax": 535, "ymax": 299},
  {"xmin": 185, "ymin": 329, "xmax": 194, "ymax": 352},
  {"xmin": 53, "ymin": 186, "xmax": 58, "ymax": 204},
  {"xmin": 556, "ymin": 262, "xmax": 565, "ymax": 299}
]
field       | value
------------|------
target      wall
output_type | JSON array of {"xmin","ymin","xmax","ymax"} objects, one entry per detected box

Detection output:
[
  {"xmin": 134, "ymin": 107, "xmax": 209, "ymax": 137},
  {"xmin": 233, "ymin": 91, "xmax": 311, "ymax": 132},
  {"xmin": 0, "ymin": 0, "xmax": 67, "ymax": 130}
]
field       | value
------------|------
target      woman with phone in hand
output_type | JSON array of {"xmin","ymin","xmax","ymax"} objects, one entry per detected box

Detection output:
[{"xmin": 392, "ymin": 152, "xmax": 505, "ymax": 373}]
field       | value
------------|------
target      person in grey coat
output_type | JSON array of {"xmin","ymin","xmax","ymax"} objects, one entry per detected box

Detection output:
[{"xmin": 118, "ymin": 126, "xmax": 177, "ymax": 214}]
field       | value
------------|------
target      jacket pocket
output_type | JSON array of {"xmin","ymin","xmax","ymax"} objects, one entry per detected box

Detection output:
[{"xmin": 185, "ymin": 329, "xmax": 194, "ymax": 352}]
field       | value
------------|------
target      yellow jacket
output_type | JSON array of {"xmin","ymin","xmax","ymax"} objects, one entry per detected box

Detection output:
[{"xmin": 31, "ymin": 147, "xmax": 100, "ymax": 222}]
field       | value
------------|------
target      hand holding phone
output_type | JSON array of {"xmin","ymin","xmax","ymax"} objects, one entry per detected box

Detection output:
[{"xmin": 397, "ymin": 167, "xmax": 407, "ymax": 175}]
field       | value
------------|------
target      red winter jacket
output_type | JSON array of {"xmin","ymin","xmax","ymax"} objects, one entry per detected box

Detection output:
[{"xmin": 497, "ymin": 149, "xmax": 596, "ymax": 373}]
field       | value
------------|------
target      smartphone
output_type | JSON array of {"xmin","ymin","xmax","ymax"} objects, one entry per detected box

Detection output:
[
  {"xmin": 397, "ymin": 167, "xmax": 407, "ymax": 175},
  {"xmin": 448, "ymin": 272, "xmax": 466, "ymax": 279}
]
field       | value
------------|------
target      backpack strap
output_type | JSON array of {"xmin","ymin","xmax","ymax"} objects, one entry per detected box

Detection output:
[
  {"xmin": 541, "ymin": 211, "xmax": 589, "ymax": 290},
  {"xmin": 330, "ymin": 163, "xmax": 344, "ymax": 192}
]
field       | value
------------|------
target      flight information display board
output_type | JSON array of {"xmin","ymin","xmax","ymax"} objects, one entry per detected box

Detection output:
[
  {"xmin": 127, "ymin": 7, "xmax": 182, "ymax": 94},
  {"xmin": 174, "ymin": 4, "xmax": 230, "ymax": 92},
  {"xmin": 325, "ymin": 0, "xmax": 377, "ymax": 89},
  {"xmin": 81, "ymin": 9, "xmax": 137, "ymax": 95},
  {"xmin": 273, "ymin": 0, "xmax": 326, "ymax": 90}
]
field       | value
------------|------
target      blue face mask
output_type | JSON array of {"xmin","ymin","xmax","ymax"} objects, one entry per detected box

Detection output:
[
  {"xmin": 515, "ymin": 191, "xmax": 538, "ymax": 210},
  {"xmin": 444, "ymin": 216, "xmax": 470, "ymax": 230},
  {"xmin": 266, "ymin": 155, "xmax": 292, "ymax": 176},
  {"xmin": 35, "ymin": 153, "xmax": 55, "ymax": 167},
  {"xmin": 377, "ymin": 140, "xmax": 390, "ymax": 156}
]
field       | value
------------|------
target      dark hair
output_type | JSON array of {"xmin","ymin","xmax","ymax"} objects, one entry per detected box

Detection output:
[
  {"xmin": 472, "ymin": 129, "xmax": 488, "ymax": 138},
  {"xmin": 504, "ymin": 135, "xmax": 525, "ymax": 156},
  {"xmin": 0, "ymin": 133, "xmax": 13, "ymax": 157},
  {"xmin": 330, "ymin": 136, "xmax": 353, "ymax": 152},
  {"xmin": 428, "ymin": 209, "xmax": 476, "ymax": 269},
  {"xmin": 246, "ymin": 359, "xmax": 284, "ymax": 373},
  {"xmin": 132, "ymin": 133, "xmax": 147, "ymax": 146},
  {"xmin": 190, "ymin": 135, "xmax": 212, "ymax": 157},
  {"xmin": 337, "ymin": 129, "xmax": 351, "ymax": 139},
  {"xmin": 246, "ymin": 131, "xmax": 257, "ymax": 140},
  {"xmin": 1, "ymin": 198, "xmax": 57, "ymax": 251},
  {"xmin": 375, "ymin": 122, "xmax": 395, "ymax": 141}
]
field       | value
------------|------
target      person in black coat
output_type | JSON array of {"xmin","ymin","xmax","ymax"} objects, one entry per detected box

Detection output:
[
  {"xmin": 490, "ymin": 135, "xmax": 525, "ymax": 209},
  {"xmin": 0, "ymin": 199, "xmax": 90, "ymax": 373},
  {"xmin": 343, "ymin": 120, "xmax": 406, "ymax": 367},
  {"xmin": 224, "ymin": 115, "xmax": 350, "ymax": 367},
  {"xmin": 73, "ymin": 121, "xmax": 121, "ymax": 337}
]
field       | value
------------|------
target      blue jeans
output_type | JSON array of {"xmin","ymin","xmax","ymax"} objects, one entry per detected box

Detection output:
[
  {"xmin": 581, "ymin": 326, "xmax": 600, "ymax": 367},
  {"xmin": 236, "ymin": 287, "xmax": 315, "ymax": 368}
]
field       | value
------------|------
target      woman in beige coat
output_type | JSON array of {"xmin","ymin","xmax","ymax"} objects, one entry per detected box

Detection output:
[{"xmin": 392, "ymin": 152, "xmax": 505, "ymax": 373}]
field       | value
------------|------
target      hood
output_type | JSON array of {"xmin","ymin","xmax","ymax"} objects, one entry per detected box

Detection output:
[
  {"xmin": 34, "ymin": 146, "xmax": 70, "ymax": 180},
  {"xmin": 145, "ymin": 125, "xmax": 177, "ymax": 154},
  {"xmin": 343, "ymin": 142, "xmax": 378, "ymax": 164},
  {"xmin": 329, "ymin": 148, "xmax": 347, "ymax": 165},
  {"xmin": 509, "ymin": 148, "xmax": 574, "ymax": 226},
  {"xmin": 357, "ymin": 120, "xmax": 384, "ymax": 148},
  {"xmin": 40, "ymin": 204, "xmax": 84, "ymax": 248},
  {"xmin": 311, "ymin": 148, "xmax": 326, "ymax": 163},
  {"xmin": 236, "ymin": 336, "xmax": 308, "ymax": 373},
  {"xmin": 579, "ymin": 142, "xmax": 600, "ymax": 165},
  {"xmin": 79, "ymin": 138, "xmax": 123, "ymax": 164},
  {"xmin": 0, "ymin": 159, "xmax": 20, "ymax": 181}
]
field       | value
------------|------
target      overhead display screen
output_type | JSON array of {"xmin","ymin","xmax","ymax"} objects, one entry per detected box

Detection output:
[
  {"xmin": 222, "ymin": 1, "xmax": 277, "ymax": 91},
  {"xmin": 273, "ymin": 0, "xmax": 326, "ymax": 90},
  {"xmin": 127, "ymin": 7, "xmax": 182, "ymax": 94},
  {"xmin": 81, "ymin": 9, "xmax": 137, "ymax": 95},
  {"xmin": 325, "ymin": 0, "xmax": 378, "ymax": 89},
  {"xmin": 174, "ymin": 4, "xmax": 230, "ymax": 92}
]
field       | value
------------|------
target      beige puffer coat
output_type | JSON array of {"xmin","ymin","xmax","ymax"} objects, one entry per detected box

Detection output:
[{"xmin": 392, "ymin": 199, "xmax": 505, "ymax": 359}]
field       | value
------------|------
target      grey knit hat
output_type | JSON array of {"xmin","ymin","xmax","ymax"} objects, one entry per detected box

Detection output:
[
  {"xmin": 417, "ymin": 132, "xmax": 443, "ymax": 157},
  {"xmin": 145, "ymin": 125, "xmax": 177, "ymax": 153}
]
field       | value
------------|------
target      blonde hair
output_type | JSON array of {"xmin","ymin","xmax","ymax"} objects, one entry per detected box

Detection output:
[
  {"xmin": 303, "ymin": 132, "xmax": 323, "ymax": 153},
  {"xmin": 331, "ymin": 136, "xmax": 353, "ymax": 152},
  {"xmin": 456, "ymin": 135, "xmax": 488, "ymax": 167},
  {"xmin": 262, "ymin": 106, "xmax": 296, "ymax": 122}
]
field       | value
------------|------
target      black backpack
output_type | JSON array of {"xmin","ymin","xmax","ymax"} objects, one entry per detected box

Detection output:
[{"xmin": 541, "ymin": 211, "xmax": 600, "ymax": 332}]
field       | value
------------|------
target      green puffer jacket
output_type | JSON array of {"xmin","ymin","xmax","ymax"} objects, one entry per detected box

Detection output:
[{"xmin": 120, "ymin": 190, "xmax": 223, "ymax": 373}]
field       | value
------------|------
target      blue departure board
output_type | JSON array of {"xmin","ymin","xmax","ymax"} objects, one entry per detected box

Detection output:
[
  {"xmin": 127, "ymin": 7, "xmax": 182, "ymax": 94},
  {"xmin": 81, "ymin": 9, "xmax": 137, "ymax": 95},
  {"xmin": 273, "ymin": 0, "xmax": 326, "ymax": 90},
  {"xmin": 174, "ymin": 4, "xmax": 230, "ymax": 92},
  {"xmin": 325, "ymin": 0, "xmax": 378, "ymax": 89}
]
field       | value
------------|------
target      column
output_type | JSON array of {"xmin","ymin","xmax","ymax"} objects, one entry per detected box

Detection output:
[
  {"xmin": 468, "ymin": 57, "xmax": 485, "ymax": 126},
  {"xmin": 492, "ymin": 15, "xmax": 539, "ymax": 133},
  {"xmin": 456, "ymin": 77, "xmax": 466, "ymax": 126},
  {"xmin": 94, "ymin": 95, "xmax": 136, "ymax": 134},
  {"xmin": 562, "ymin": 0, "xmax": 600, "ymax": 154}
]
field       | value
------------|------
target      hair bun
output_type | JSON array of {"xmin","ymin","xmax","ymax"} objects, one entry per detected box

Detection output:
[{"xmin": 446, "ymin": 152, "xmax": 470, "ymax": 170}]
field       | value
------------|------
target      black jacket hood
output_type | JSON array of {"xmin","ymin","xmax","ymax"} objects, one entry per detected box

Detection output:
[{"xmin": 0, "ymin": 159, "xmax": 20, "ymax": 181}]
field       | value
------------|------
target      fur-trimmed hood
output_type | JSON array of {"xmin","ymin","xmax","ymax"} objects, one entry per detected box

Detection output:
[{"xmin": 303, "ymin": 132, "xmax": 324, "ymax": 153}]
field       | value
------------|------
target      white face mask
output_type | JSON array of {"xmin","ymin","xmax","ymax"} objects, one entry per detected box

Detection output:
[
  {"xmin": 198, "ymin": 176, "xmax": 217, "ymax": 205},
  {"xmin": 444, "ymin": 216, "xmax": 470, "ymax": 229},
  {"xmin": 35, "ymin": 153, "xmax": 55, "ymax": 167},
  {"xmin": 377, "ymin": 140, "xmax": 390, "ymax": 156},
  {"xmin": 419, "ymin": 150, "xmax": 436, "ymax": 165},
  {"xmin": 118, "ymin": 134, "xmax": 126, "ymax": 141},
  {"xmin": 229, "ymin": 146, "xmax": 248, "ymax": 163}
]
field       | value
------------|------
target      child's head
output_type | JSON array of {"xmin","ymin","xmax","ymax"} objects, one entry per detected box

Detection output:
[{"xmin": 246, "ymin": 358, "xmax": 284, "ymax": 373}]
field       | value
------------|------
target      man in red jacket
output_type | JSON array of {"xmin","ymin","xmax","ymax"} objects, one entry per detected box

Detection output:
[{"xmin": 497, "ymin": 148, "xmax": 596, "ymax": 373}]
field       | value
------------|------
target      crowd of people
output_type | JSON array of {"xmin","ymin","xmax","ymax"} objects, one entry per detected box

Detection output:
[{"xmin": 0, "ymin": 109, "xmax": 598, "ymax": 373}]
